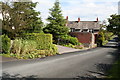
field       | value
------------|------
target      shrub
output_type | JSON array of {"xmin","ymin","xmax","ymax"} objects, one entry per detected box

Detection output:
[
  {"xmin": 1, "ymin": 35, "xmax": 11, "ymax": 54},
  {"xmin": 104, "ymin": 31, "xmax": 113, "ymax": 40},
  {"xmin": 23, "ymin": 33, "xmax": 53, "ymax": 50},
  {"xmin": 10, "ymin": 33, "xmax": 58, "ymax": 59},
  {"xmin": 62, "ymin": 43, "xmax": 75, "ymax": 48},
  {"xmin": 60, "ymin": 35, "xmax": 80, "ymax": 45},
  {"xmin": 11, "ymin": 39, "xmax": 37, "ymax": 56},
  {"xmin": 10, "ymin": 39, "xmax": 22, "ymax": 55},
  {"xmin": 50, "ymin": 44, "xmax": 58, "ymax": 55},
  {"xmin": 97, "ymin": 31, "xmax": 105, "ymax": 46}
]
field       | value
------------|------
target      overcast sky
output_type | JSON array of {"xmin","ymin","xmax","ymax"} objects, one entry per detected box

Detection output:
[
  {"xmin": 0, "ymin": 0, "xmax": 119, "ymax": 23},
  {"xmin": 32, "ymin": 0, "xmax": 119, "ymax": 23}
]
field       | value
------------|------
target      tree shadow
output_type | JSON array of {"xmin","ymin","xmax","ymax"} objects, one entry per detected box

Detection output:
[
  {"xmin": 74, "ymin": 43, "xmax": 120, "ymax": 80},
  {"xmin": 1, "ymin": 72, "xmax": 39, "ymax": 80}
]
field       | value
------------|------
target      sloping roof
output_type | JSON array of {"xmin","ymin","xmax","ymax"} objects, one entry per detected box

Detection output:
[{"xmin": 67, "ymin": 21, "xmax": 100, "ymax": 29}]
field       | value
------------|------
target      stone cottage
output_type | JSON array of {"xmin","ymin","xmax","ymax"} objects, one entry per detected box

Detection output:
[{"xmin": 66, "ymin": 16, "xmax": 101, "ymax": 48}]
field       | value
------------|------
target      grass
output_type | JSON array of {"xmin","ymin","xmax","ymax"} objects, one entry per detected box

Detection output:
[
  {"xmin": 0, "ymin": 53, "xmax": 11, "ymax": 57},
  {"xmin": 107, "ymin": 58, "xmax": 120, "ymax": 79}
]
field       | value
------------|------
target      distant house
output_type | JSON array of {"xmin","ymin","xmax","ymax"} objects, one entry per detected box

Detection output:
[{"xmin": 66, "ymin": 16, "xmax": 101, "ymax": 47}]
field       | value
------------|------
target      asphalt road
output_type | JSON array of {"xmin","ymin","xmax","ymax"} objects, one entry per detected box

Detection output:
[{"xmin": 1, "ymin": 39, "xmax": 120, "ymax": 79}]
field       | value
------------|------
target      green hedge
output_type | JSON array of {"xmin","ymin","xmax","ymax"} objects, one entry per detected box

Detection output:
[
  {"xmin": 23, "ymin": 33, "xmax": 53, "ymax": 50},
  {"xmin": 1, "ymin": 35, "xmax": 11, "ymax": 54}
]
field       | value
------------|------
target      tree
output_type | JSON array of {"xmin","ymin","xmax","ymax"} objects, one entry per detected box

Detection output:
[
  {"xmin": 97, "ymin": 31, "xmax": 105, "ymax": 46},
  {"xmin": 107, "ymin": 14, "xmax": 120, "ymax": 37},
  {"xmin": 2, "ymin": 1, "xmax": 43, "ymax": 39},
  {"xmin": 43, "ymin": 0, "xmax": 69, "ymax": 43}
]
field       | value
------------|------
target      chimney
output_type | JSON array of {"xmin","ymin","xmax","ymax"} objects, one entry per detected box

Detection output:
[
  {"xmin": 66, "ymin": 16, "xmax": 68, "ymax": 21},
  {"xmin": 78, "ymin": 17, "xmax": 80, "ymax": 22},
  {"xmin": 96, "ymin": 17, "xmax": 98, "ymax": 22},
  {"xmin": 66, "ymin": 16, "xmax": 68, "ymax": 26}
]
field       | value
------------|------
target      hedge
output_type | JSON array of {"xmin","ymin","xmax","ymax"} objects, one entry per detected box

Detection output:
[
  {"xmin": 23, "ymin": 33, "xmax": 53, "ymax": 50},
  {"xmin": 1, "ymin": 35, "xmax": 11, "ymax": 54}
]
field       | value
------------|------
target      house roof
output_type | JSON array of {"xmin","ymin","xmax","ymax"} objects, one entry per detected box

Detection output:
[{"xmin": 67, "ymin": 21, "xmax": 101, "ymax": 29}]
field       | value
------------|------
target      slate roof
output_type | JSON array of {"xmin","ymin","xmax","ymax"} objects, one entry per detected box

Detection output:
[{"xmin": 67, "ymin": 21, "xmax": 101, "ymax": 29}]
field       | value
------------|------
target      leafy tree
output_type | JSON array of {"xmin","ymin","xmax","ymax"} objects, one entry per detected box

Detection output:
[
  {"xmin": 97, "ymin": 31, "xmax": 105, "ymax": 46},
  {"xmin": 2, "ymin": 1, "xmax": 43, "ymax": 39},
  {"xmin": 43, "ymin": 0, "xmax": 69, "ymax": 43},
  {"xmin": 107, "ymin": 14, "xmax": 120, "ymax": 38}
]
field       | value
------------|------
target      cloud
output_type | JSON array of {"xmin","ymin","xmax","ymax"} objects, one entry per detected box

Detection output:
[
  {"xmin": 0, "ymin": 0, "xmax": 118, "ymax": 23},
  {"xmin": 1, "ymin": 0, "xmax": 117, "ymax": 23},
  {"xmin": 61, "ymin": 1, "xmax": 118, "ymax": 21}
]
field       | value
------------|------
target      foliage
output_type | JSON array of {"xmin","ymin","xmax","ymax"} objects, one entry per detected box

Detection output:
[
  {"xmin": 11, "ymin": 39, "xmax": 37, "ymax": 56},
  {"xmin": 62, "ymin": 43, "xmax": 84, "ymax": 49},
  {"xmin": 1, "ymin": 35, "xmax": 11, "ymax": 54},
  {"xmin": 97, "ymin": 30, "xmax": 114, "ymax": 46},
  {"xmin": 74, "ymin": 45, "xmax": 84, "ymax": 49},
  {"xmin": 60, "ymin": 35, "xmax": 81, "ymax": 45},
  {"xmin": 104, "ymin": 31, "xmax": 113, "ymax": 40},
  {"xmin": 50, "ymin": 44, "xmax": 58, "ymax": 55},
  {"xmin": 43, "ymin": 0, "xmax": 69, "ymax": 43},
  {"xmin": 23, "ymin": 33, "xmax": 53, "ymax": 50},
  {"xmin": 62, "ymin": 43, "xmax": 75, "ymax": 48},
  {"xmin": 97, "ymin": 31, "xmax": 105, "ymax": 46},
  {"xmin": 107, "ymin": 14, "xmax": 120, "ymax": 39},
  {"xmin": 10, "ymin": 38, "xmax": 58, "ymax": 59},
  {"xmin": 2, "ymin": 1, "xmax": 43, "ymax": 39}
]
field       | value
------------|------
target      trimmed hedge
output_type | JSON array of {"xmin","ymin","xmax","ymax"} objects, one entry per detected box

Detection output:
[
  {"xmin": 1, "ymin": 35, "xmax": 11, "ymax": 54},
  {"xmin": 23, "ymin": 33, "xmax": 53, "ymax": 50}
]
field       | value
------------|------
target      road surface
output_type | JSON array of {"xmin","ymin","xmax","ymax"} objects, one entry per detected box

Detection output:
[{"xmin": 1, "ymin": 39, "xmax": 119, "ymax": 79}]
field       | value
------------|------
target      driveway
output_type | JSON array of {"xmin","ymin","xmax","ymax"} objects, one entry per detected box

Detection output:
[
  {"xmin": 57, "ymin": 45, "xmax": 81, "ymax": 54},
  {"xmin": 1, "ymin": 38, "xmax": 119, "ymax": 79}
]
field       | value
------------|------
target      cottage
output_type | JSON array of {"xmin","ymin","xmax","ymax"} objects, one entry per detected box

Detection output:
[{"xmin": 66, "ymin": 16, "xmax": 101, "ymax": 48}]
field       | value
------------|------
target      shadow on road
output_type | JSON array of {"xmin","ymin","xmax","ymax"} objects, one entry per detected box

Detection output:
[
  {"xmin": 1, "ymin": 72, "xmax": 38, "ymax": 80},
  {"xmin": 74, "ymin": 37, "xmax": 120, "ymax": 80}
]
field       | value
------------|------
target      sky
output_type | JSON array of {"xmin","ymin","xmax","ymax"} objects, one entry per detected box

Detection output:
[
  {"xmin": 32, "ymin": 0, "xmax": 119, "ymax": 23},
  {"xmin": 0, "ymin": 0, "xmax": 119, "ymax": 23}
]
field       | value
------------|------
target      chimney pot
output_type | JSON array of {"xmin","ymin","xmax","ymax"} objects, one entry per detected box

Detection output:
[
  {"xmin": 66, "ymin": 16, "xmax": 68, "ymax": 20},
  {"xmin": 96, "ymin": 17, "xmax": 98, "ymax": 22},
  {"xmin": 78, "ymin": 17, "xmax": 80, "ymax": 22}
]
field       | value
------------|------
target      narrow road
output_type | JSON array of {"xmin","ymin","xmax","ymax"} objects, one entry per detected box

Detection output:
[{"xmin": 1, "ymin": 38, "xmax": 119, "ymax": 79}]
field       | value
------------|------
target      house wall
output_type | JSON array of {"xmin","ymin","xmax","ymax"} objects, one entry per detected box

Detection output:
[{"xmin": 70, "ymin": 32, "xmax": 96, "ymax": 47}]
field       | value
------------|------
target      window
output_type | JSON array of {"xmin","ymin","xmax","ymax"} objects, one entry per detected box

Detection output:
[
  {"xmin": 70, "ymin": 28, "xmax": 75, "ymax": 32},
  {"xmin": 75, "ymin": 29, "xmax": 80, "ymax": 32}
]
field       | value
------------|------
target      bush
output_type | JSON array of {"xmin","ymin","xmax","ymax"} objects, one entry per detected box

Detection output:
[
  {"xmin": 10, "ymin": 33, "xmax": 58, "ymax": 59},
  {"xmin": 62, "ymin": 43, "xmax": 75, "ymax": 48},
  {"xmin": 97, "ymin": 31, "xmax": 113, "ymax": 46},
  {"xmin": 104, "ymin": 31, "xmax": 113, "ymax": 40},
  {"xmin": 1, "ymin": 35, "xmax": 11, "ymax": 54},
  {"xmin": 23, "ymin": 33, "xmax": 53, "ymax": 50},
  {"xmin": 50, "ymin": 44, "xmax": 58, "ymax": 55},
  {"xmin": 60, "ymin": 35, "xmax": 80, "ymax": 45},
  {"xmin": 97, "ymin": 31, "xmax": 105, "ymax": 46},
  {"xmin": 11, "ymin": 39, "xmax": 37, "ymax": 56}
]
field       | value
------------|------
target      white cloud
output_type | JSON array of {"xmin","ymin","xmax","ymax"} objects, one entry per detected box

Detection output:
[
  {"xmin": 60, "ymin": 1, "xmax": 118, "ymax": 22},
  {"xmin": 1, "ymin": 0, "xmax": 118, "ymax": 23}
]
